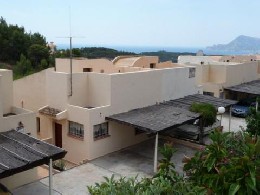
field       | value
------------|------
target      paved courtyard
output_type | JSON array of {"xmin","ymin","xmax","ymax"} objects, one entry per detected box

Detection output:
[
  {"xmin": 13, "ymin": 138, "xmax": 197, "ymax": 195},
  {"xmin": 12, "ymin": 114, "xmax": 246, "ymax": 195},
  {"xmin": 219, "ymin": 113, "xmax": 246, "ymax": 132}
]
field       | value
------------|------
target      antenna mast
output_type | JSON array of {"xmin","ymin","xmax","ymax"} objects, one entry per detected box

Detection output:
[
  {"xmin": 69, "ymin": 6, "xmax": 72, "ymax": 97},
  {"xmin": 57, "ymin": 7, "xmax": 84, "ymax": 97}
]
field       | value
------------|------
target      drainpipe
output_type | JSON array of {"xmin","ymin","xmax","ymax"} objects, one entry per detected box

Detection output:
[
  {"xmin": 154, "ymin": 132, "xmax": 158, "ymax": 173},
  {"xmin": 49, "ymin": 158, "xmax": 53, "ymax": 195}
]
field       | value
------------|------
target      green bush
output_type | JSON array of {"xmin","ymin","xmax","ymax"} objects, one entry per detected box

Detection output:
[
  {"xmin": 246, "ymin": 107, "xmax": 260, "ymax": 136},
  {"xmin": 184, "ymin": 130, "xmax": 260, "ymax": 194},
  {"xmin": 190, "ymin": 103, "xmax": 217, "ymax": 127}
]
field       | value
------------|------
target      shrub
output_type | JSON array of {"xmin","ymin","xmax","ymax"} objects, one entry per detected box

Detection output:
[
  {"xmin": 190, "ymin": 103, "xmax": 217, "ymax": 127},
  {"xmin": 184, "ymin": 130, "xmax": 260, "ymax": 194},
  {"xmin": 246, "ymin": 107, "xmax": 260, "ymax": 136}
]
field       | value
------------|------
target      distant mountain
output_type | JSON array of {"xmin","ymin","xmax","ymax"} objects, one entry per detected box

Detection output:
[{"xmin": 207, "ymin": 35, "xmax": 260, "ymax": 52}]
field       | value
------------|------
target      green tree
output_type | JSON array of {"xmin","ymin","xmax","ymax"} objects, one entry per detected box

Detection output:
[
  {"xmin": 40, "ymin": 59, "xmax": 49, "ymax": 70},
  {"xmin": 28, "ymin": 44, "xmax": 49, "ymax": 68},
  {"xmin": 14, "ymin": 54, "xmax": 32, "ymax": 78},
  {"xmin": 190, "ymin": 102, "xmax": 217, "ymax": 127},
  {"xmin": 29, "ymin": 32, "xmax": 46, "ymax": 45}
]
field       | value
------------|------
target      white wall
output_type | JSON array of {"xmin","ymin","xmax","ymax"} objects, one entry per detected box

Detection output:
[
  {"xmin": 225, "ymin": 62, "xmax": 259, "ymax": 86},
  {"xmin": 13, "ymin": 69, "xmax": 50, "ymax": 112},
  {"xmin": 160, "ymin": 67, "xmax": 198, "ymax": 100},
  {"xmin": 1, "ymin": 108, "xmax": 36, "ymax": 136},
  {"xmin": 55, "ymin": 58, "xmax": 114, "ymax": 73},
  {"xmin": 47, "ymin": 71, "xmax": 69, "ymax": 111},
  {"xmin": 0, "ymin": 70, "xmax": 13, "ymax": 114},
  {"xmin": 86, "ymin": 106, "xmax": 148, "ymax": 160},
  {"xmin": 87, "ymin": 73, "xmax": 111, "ymax": 108},
  {"xmin": 178, "ymin": 56, "xmax": 215, "ymax": 64},
  {"xmin": 68, "ymin": 73, "xmax": 88, "ymax": 107}
]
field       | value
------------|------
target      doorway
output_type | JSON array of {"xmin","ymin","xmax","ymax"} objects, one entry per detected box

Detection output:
[{"xmin": 55, "ymin": 123, "xmax": 62, "ymax": 148}]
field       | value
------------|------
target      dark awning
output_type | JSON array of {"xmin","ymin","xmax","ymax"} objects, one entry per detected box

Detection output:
[
  {"xmin": 0, "ymin": 130, "xmax": 67, "ymax": 179},
  {"xmin": 163, "ymin": 94, "xmax": 237, "ymax": 109},
  {"xmin": 225, "ymin": 80, "xmax": 260, "ymax": 95},
  {"xmin": 106, "ymin": 104, "xmax": 200, "ymax": 133},
  {"xmin": 106, "ymin": 94, "xmax": 237, "ymax": 133}
]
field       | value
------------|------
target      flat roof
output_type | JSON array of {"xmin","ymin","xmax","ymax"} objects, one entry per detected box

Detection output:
[
  {"xmin": 0, "ymin": 130, "xmax": 67, "ymax": 179},
  {"xmin": 225, "ymin": 80, "xmax": 260, "ymax": 95},
  {"xmin": 106, "ymin": 94, "xmax": 237, "ymax": 133}
]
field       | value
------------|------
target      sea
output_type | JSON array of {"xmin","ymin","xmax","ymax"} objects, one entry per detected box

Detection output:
[{"xmin": 56, "ymin": 43, "xmax": 258, "ymax": 56}]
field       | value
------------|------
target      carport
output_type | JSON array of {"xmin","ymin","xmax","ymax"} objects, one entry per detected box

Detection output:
[
  {"xmin": 225, "ymin": 79, "xmax": 260, "ymax": 99},
  {"xmin": 106, "ymin": 94, "xmax": 237, "ymax": 172},
  {"xmin": 0, "ymin": 130, "xmax": 67, "ymax": 195}
]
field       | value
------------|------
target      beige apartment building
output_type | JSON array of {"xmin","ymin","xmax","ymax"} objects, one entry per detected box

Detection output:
[
  {"xmin": 14, "ymin": 56, "xmax": 201, "ymax": 164},
  {"xmin": 0, "ymin": 69, "xmax": 36, "ymax": 135},
  {"xmin": 178, "ymin": 55, "xmax": 260, "ymax": 98},
  {"xmin": 0, "ymin": 69, "xmax": 38, "ymax": 189}
]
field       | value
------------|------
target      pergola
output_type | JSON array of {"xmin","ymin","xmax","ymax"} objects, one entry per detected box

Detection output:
[
  {"xmin": 0, "ymin": 130, "xmax": 67, "ymax": 194},
  {"xmin": 106, "ymin": 94, "xmax": 237, "ymax": 172},
  {"xmin": 225, "ymin": 79, "xmax": 260, "ymax": 96}
]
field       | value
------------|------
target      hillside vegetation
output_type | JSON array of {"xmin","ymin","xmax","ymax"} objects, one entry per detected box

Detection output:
[{"xmin": 0, "ymin": 17, "xmax": 53, "ymax": 79}]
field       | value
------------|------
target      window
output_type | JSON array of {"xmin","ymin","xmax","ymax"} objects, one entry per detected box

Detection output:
[
  {"xmin": 68, "ymin": 121, "xmax": 84, "ymax": 139},
  {"xmin": 83, "ymin": 68, "xmax": 93, "ymax": 72},
  {"xmin": 150, "ymin": 63, "xmax": 156, "ymax": 68},
  {"xmin": 203, "ymin": 91, "xmax": 214, "ymax": 96},
  {"xmin": 189, "ymin": 67, "xmax": 196, "ymax": 78},
  {"xmin": 36, "ymin": 117, "xmax": 40, "ymax": 133},
  {"xmin": 93, "ymin": 122, "xmax": 109, "ymax": 140}
]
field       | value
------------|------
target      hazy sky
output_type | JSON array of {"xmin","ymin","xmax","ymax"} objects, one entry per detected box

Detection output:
[{"xmin": 1, "ymin": 0, "xmax": 260, "ymax": 47}]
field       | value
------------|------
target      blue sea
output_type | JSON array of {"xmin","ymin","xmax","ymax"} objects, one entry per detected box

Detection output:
[{"xmin": 56, "ymin": 43, "xmax": 258, "ymax": 56}]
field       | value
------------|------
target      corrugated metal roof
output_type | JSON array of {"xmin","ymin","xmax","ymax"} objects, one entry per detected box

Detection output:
[
  {"xmin": 106, "ymin": 94, "xmax": 237, "ymax": 133},
  {"xmin": 0, "ymin": 130, "xmax": 66, "ymax": 179},
  {"xmin": 225, "ymin": 80, "xmax": 260, "ymax": 95}
]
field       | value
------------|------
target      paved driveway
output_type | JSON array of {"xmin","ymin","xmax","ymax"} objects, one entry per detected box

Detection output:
[
  {"xmin": 13, "ymin": 114, "xmax": 246, "ymax": 195},
  {"xmin": 13, "ymin": 138, "xmax": 197, "ymax": 195}
]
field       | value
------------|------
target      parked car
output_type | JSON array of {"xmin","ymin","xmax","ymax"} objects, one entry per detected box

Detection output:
[{"xmin": 231, "ymin": 98, "xmax": 258, "ymax": 117}]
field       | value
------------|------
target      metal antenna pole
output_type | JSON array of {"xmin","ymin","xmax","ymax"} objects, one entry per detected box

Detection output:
[
  {"xmin": 69, "ymin": 36, "xmax": 72, "ymax": 96},
  {"xmin": 56, "ymin": 7, "xmax": 85, "ymax": 97}
]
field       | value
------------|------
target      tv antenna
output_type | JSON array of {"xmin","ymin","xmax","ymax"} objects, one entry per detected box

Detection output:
[{"xmin": 56, "ymin": 7, "xmax": 84, "ymax": 96}]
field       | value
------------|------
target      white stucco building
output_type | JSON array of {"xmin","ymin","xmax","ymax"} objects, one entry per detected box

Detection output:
[
  {"xmin": 13, "ymin": 57, "xmax": 201, "ymax": 164},
  {"xmin": 0, "ymin": 69, "xmax": 39, "ymax": 189},
  {"xmin": 0, "ymin": 69, "xmax": 36, "ymax": 135},
  {"xmin": 178, "ymin": 55, "xmax": 260, "ymax": 98}
]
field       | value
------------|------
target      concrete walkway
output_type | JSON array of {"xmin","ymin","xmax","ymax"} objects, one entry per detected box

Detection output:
[
  {"xmin": 12, "ymin": 138, "xmax": 197, "ymax": 195},
  {"xmin": 12, "ymin": 114, "xmax": 246, "ymax": 195}
]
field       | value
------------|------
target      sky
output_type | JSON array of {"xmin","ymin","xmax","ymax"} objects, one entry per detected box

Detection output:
[{"xmin": 1, "ymin": 0, "xmax": 260, "ymax": 48}]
